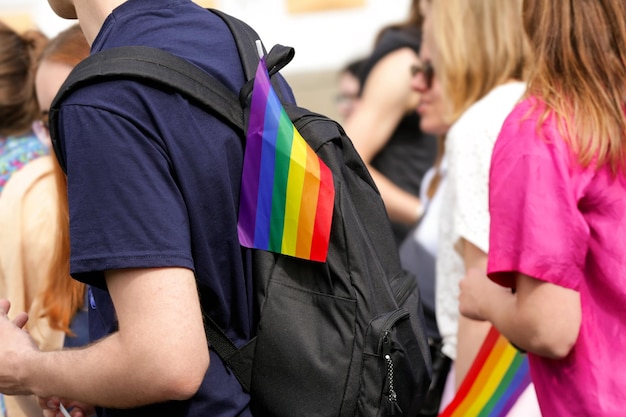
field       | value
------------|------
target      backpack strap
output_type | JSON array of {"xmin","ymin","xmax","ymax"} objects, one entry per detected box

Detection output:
[
  {"xmin": 203, "ymin": 309, "xmax": 255, "ymax": 392},
  {"xmin": 49, "ymin": 45, "xmax": 244, "ymax": 174},
  {"xmin": 209, "ymin": 9, "xmax": 294, "ymax": 79},
  {"xmin": 209, "ymin": 9, "xmax": 295, "ymax": 100},
  {"xmin": 209, "ymin": 9, "xmax": 265, "ymax": 80}
]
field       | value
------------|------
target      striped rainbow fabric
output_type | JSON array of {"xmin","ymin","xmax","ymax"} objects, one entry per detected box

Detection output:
[
  {"xmin": 439, "ymin": 326, "xmax": 531, "ymax": 417},
  {"xmin": 237, "ymin": 57, "xmax": 335, "ymax": 262}
]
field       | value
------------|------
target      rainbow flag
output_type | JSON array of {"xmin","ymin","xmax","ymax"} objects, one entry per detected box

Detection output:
[
  {"xmin": 237, "ymin": 57, "xmax": 335, "ymax": 262},
  {"xmin": 439, "ymin": 326, "xmax": 531, "ymax": 417}
]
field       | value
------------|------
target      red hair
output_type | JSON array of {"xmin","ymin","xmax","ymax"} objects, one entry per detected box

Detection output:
[{"xmin": 36, "ymin": 25, "xmax": 89, "ymax": 335}]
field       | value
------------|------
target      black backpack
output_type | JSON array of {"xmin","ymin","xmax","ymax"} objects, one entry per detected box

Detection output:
[{"xmin": 49, "ymin": 9, "xmax": 431, "ymax": 417}]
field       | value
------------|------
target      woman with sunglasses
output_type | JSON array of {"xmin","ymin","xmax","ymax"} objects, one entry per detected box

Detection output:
[
  {"xmin": 0, "ymin": 24, "xmax": 92, "ymax": 417},
  {"xmin": 420, "ymin": 0, "xmax": 540, "ymax": 413},
  {"xmin": 460, "ymin": 0, "xmax": 626, "ymax": 415}
]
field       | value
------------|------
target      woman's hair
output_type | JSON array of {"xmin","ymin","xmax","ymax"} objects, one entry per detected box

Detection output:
[
  {"xmin": 401, "ymin": 0, "xmax": 424, "ymax": 31},
  {"xmin": 523, "ymin": 0, "xmax": 626, "ymax": 173},
  {"xmin": 35, "ymin": 24, "xmax": 90, "ymax": 335},
  {"xmin": 341, "ymin": 57, "xmax": 366, "ymax": 79},
  {"xmin": 375, "ymin": 0, "xmax": 423, "ymax": 44},
  {"xmin": 0, "ymin": 21, "xmax": 47, "ymax": 137},
  {"xmin": 38, "ymin": 23, "xmax": 90, "ymax": 67},
  {"xmin": 429, "ymin": 0, "xmax": 530, "ymax": 123}
]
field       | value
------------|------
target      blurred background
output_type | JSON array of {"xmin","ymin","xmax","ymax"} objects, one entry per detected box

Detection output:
[{"xmin": 0, "ymin": 0, "xmax": 412, "ymax": 120}]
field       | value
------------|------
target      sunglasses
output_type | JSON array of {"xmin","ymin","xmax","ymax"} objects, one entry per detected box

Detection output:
[{"xmin": 410, "ymin": 61, "xmax": 435, "ymax": 89}]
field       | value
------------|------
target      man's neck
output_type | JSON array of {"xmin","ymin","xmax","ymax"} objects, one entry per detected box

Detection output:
[{"xmin": 74, "ymin": 0, "xmax": 126, "ymax": 46}]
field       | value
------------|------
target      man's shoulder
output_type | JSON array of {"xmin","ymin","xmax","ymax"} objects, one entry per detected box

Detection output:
[{"xmin": 94, "ymin": 3, "xmax": 243, "ymax": 84}]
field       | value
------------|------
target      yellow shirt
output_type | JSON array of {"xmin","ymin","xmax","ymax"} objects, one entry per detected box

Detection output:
[{"xmin": 0, "ymin": 156, "xmax": 65, "ymax": 417}]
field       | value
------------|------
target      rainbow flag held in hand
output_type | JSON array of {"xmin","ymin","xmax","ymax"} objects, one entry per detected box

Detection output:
[
  {"xmin": 439, "ymin": 326, "xmax": 531, "ymax": 417},
  {"xmin": 237, "ymin": 56, "xmax": 335, "ymax": 262}
]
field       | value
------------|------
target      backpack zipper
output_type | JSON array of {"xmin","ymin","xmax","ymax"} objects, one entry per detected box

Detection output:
[{"xmin": 381, "ymin": 310, "xmax": 409, "ymax": 415}]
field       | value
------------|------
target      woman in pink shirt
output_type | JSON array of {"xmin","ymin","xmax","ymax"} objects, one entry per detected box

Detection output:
[{"xmin": 459, "ymin": 0, "xmax": 626, "ymax": 415}]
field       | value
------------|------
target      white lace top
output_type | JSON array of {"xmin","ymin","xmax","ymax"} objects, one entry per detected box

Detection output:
[{"xmin": 435, "ymin": 81, "xmax": 527, "ymax": 360}]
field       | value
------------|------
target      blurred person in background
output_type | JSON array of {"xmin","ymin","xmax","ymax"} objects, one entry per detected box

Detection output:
[
  {"xmin": 0, "ymin": 24, "xmax": 90, "ymax": 417},
  {"xmin": 0, "ymin": 20, "xmax": 48, "ymax": 417},
  {"xmin": 343, "ymin": 0, "xmax": 437, "ymax": 246},
  {"xmin": 335, "ymin": 57, "xmax": 365, "ymax": 121},
  {"xmin": 423, "ymin": 0, "xmax": 540, "ymax": 414}
]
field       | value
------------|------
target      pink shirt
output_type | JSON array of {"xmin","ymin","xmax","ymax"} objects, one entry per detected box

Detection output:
[{"xmin": 488, "ymin": 97, "xmax": 626, "ymax": 416}]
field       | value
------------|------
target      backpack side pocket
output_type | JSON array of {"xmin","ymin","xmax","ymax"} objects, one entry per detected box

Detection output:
[{"xmin": 358, "ymin": 309, "xmax": 430, "ymax": 417}]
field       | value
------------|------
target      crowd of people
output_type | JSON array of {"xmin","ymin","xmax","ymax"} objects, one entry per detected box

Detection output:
[{"xmin": 1, "ymin": 0, "xmax": 625, "ymax": 416}]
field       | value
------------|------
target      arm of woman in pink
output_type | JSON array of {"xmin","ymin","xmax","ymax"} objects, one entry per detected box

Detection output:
[
  {"xmin": 459, "ymin": 266, "xmax": 581, "ymax": 359},
  {"xmin": 460, "ymin": 99, "xmax": 588, "ymax": 361}
]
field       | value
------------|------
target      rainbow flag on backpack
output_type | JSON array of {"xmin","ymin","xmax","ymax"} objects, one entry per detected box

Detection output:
[
  {"xmin": 237, "ymin": 57, "xmax": 335, "ymax": 262},
  {"xmin": 439, "ymin": 326, "xmax": 531, "ymax": 417}
]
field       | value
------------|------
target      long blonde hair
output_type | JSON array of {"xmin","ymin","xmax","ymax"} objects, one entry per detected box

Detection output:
[
  {"xmin": 428, "ymin": 0, "xmax": 530, "ymax": 123},
  {"xmin": 523, "ymin": 0, "xmax": 626, "ymax": 173}
]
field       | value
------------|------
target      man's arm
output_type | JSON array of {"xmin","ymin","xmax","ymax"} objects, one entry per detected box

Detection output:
[
  {"xmin": 459, "ymin": 265, "xmax": 581, "ymax": 359},
  {"xmin": 1, "ymin": 267, "xmax": 209, "ymax": 408}
]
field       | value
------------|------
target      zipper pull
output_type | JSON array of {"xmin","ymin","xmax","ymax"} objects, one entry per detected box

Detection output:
[{"xmin": 383, "ymin": 332, "xmax": 403, "ymax": 415}]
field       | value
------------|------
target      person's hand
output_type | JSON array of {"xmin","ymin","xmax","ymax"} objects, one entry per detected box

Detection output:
[
  {"xmin": 459, "ymin": 267, "xmax": 509, "ymax": 321},
  {"xmin": 0, "ymin": 298, "xmax": 28, "ymax": 328},
  {"xmin": 39, "ymin": 397, "xmax": 96, "ymax": 417},
  {"xmin": 0, "ymin": 299, "xmax": 39, "ymax": 395}
]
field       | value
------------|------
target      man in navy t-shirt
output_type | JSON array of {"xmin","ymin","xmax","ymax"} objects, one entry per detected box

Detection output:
[{"xmin": 0, "ymin": 1, "xmax": 294, "ymax": 416}]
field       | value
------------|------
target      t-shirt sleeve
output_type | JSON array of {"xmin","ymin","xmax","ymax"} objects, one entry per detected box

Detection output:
[
  {"xmin": 60, "ymin": 102, "xmax": 194, "ymax": 287},
  {"xmin": 487, "ymin": 103, "xmax": 588, "ymax": 290}
]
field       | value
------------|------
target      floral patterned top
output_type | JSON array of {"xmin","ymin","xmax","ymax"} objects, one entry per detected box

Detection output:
[{"xmin": 0, "ymin": 133, "xmax": 48, "ymax": 194}]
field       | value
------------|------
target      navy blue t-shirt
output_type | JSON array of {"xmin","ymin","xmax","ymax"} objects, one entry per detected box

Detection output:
[{"xmin": 56, "ymin": 1, "xmax": 293, "ymax": 415}]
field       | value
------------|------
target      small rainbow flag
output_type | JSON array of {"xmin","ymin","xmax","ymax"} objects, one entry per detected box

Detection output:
[
  {"xmin": 237, "ymin": 56, "xmax": 335, "ymax": 262},
  {"xmin": 439, "ymin": 326, "xmax": 531, "ymax": 417}
]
